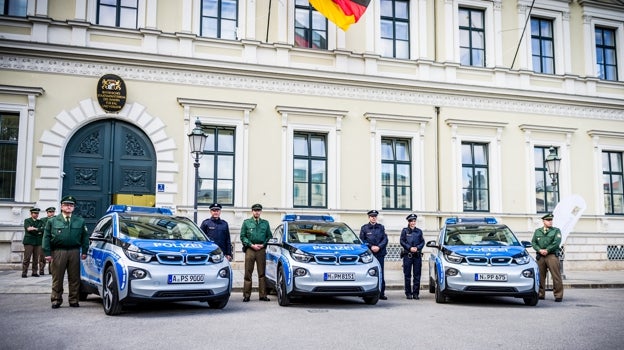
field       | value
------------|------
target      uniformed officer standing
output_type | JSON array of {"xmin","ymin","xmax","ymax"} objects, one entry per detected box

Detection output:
[
  {"xmin": 531, "ymin": 213, "xmax": 564, "ymax": 302},
  {"xmin": 38, "ymin": 207, "xmax": 56, "ymax": 275},
  {"xmin": 200, "ymin": 203, "xmax": 232, "ymax": 261},
  {"xmin": 400, "ymin": 213, "xmax": 425, "ymax": 299},
  {"xmin": 22, "ymin": 207, "xmax": 44, "ymax": 278},
  {"xmin": 240, "ymin": 203, "xmax": 272, "ymax": 302},
  {"xmin": 43, "ymin": 196, "xmax": 89, "ymax": 309},
  {"xmin": 360, "ymin": 210, "xmax": 388, "ymax": 300}
]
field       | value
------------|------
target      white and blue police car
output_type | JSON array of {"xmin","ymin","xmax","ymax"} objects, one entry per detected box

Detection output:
[
  {"xmin": 265, "ymin": 214, "xmax": 382, "ymax": 306},
  {"xmin": 80, "ymin": 205, "xmax": 232, "ymax": 315},
  {"xmin": 426, "ymin": 217, "xmax": 540, "ymax": 306}
]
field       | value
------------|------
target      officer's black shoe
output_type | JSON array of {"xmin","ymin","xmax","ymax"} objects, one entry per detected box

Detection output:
[
  {"xmin": 243, "ymin": 297, "xmax": 250, "ymax": 302},
  {"xmin": 21, "ymin": 274, "xmax": 27, "ymax": 278},
  {"xmin": 69, "ymin": 303, "xmax": 80, "ymax": 307},
  {"xmin": 555, "ymin": 298, "xmax": 563, "ymax": 302},
  {"xmin": 32, "ymin": 274, "xmax": 39, "ymax": 277},
  {"xmin": 539, "ymin": 296, "xmax": 545, "ymax": 300},
  {"xmin": 413, "ymin": 295, "xmax": 420, "ymax": 300},
  {"xmin": 259, "ymin": 297, "xmax": 271, "ymax": 301},
  {"xmin": 51, "ymin": 303, "xmax": 61, "ymax": 309},
  {"xmin": 379, "ymin": 295, "xmax": 388, "ymax": 300},
  {"xmin": 406, "ymin": 295, "xmax": 413, "ymax": 299}
]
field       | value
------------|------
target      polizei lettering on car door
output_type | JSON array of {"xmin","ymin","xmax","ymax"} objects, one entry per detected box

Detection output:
[{"xmin": 152, "ymin": 242, "xmax": 204, "ymax": 248}]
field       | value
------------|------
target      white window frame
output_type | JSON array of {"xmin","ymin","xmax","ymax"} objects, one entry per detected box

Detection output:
[
  {"xmin": 86, "ymin": 0, "xmax": 147, "ymax": 29},
  {"xmin": 451, "ymin": 0, "xmax": 500, "ymax": 68},
  {"xmin": 584, "ymin": 17, "xmax": 624, "ymax": 81},
  {"xmin": 284, "ymin": 0, "xmax": 337, "ymax": 50},
  {"xmin": 588, "ymin": 130, "xmax": 624, "ymax": 216}
]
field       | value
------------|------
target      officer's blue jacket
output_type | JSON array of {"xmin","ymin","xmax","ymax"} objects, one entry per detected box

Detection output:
[
  {"xmin": 200, "ymin": 217, "xmax": 232, "ymax": 256},
  {"xmin": 399, "ymin": 227, "xmax": 425, "ymax": 256},
  {"xmin": 359, "ymin": 223, "xmax": 388, "ymax": 257}
]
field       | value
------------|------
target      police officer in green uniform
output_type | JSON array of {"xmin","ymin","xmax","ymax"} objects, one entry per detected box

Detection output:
[
  {"xmin": 43, "ymin": 196, "xmax": 89, "ymax": 309},
  {"xmin": 531, "ymin": 213, "xmax": 564, "ymax": 302},
  {"xmin": 38, "ymin": 207, "xmax": 56, "ymax": 275},
  {"xmin": 240, "ymin": 203, "xmax": 272, "ymax": 302},
  {"xmin": 22, "ymin": 207, "xmax": 44, "ymax": 278}
]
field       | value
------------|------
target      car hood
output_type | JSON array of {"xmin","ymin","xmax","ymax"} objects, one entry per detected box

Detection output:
[
  {"xmin": 443, "ymin": 245, "xmax": 527, "ymax": 256},
  {"xmin": 124, "ymin": 238, "xmax": 219, "ymax": 253},
  {"xmin": 290, "ymin": 243, "xmax": 369, "ymax": 255}
]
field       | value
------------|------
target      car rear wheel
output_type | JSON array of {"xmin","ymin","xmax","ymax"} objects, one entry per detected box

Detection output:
[
  {"xmin": 276, "ymin": 268, "xmax": 290, "ymax": 306},
  {"xmin": 363, "ymin": 294, "xmax": 379, "ymax": 305},
  {"xmin": 523, "ymin": 293, "xmax": 539, "ymax": 306},
  {"xmin": 208, "ymin": 296, "xmax": 229, "ymax": 309},
  {"xmin": 434, "ymin": 275, "xmax": 446, "ymax": 304},
  {"xmin": 429, "ymin": 276, "xmax": 435, "ymax": 293},
  {"xmin": 102, "ymin": 266, "xmax": 123, "ymax": 316}
]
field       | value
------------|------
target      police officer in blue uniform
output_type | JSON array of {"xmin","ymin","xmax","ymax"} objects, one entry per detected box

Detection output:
[
  {"xmin": 400, "ymin": 213, "xmax": 425, "ymax": 299},
  {"xmin": 360, "ymin": 209, "xmax": 388, "ymax": 300},
  {"xmin": 200, "ymin": 203, "xmax": 232, "ymax": 261}
]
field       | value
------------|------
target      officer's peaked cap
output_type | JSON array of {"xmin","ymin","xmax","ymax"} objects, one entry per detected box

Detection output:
[
  {"xmin": 209, "ymin": 203, "xmax": 222, "ymax": 210},
  {"xmin": 541, "ymin": 213, "xmax": 554, "ymax": 220},
  {"xmin": 30, "ymin": 207, "xmax": 40, "ymax": 213},
  {"xmin": 46, "ymin": 207, "xmax": 56, "ymax": 212},
  {"xmin": 367, "ymin": 210, "xmax": 379, "ymax": 217},
  {"xmin": 251, "ymin": 203, "xmax": 263, "ymax": 210},
  {"xmin": 61, "ymin": 195, "xmax": 77, "ymax": 205},
  {"xmin": 406, "ymin": 213, "xmax": 418, "ymax": 221}
]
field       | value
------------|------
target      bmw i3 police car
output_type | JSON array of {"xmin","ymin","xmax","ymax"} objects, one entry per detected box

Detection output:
[
  {"xmin": 80, "ymin": 205, "xmax": 232, "ymax": 315},
  {"xmin": 265, "ymin": 214, "xmax": 382, "ymax": 306},
  {"xmin": 426, "ymin": 217, "xmax": 540, "ymax": 306}
]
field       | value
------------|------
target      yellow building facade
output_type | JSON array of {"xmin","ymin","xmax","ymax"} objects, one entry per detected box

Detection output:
[{"xmin": 1, "ymin": 0, "xmax": 623, "ymax": 269}]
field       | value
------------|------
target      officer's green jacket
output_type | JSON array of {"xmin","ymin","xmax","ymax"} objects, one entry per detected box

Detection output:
[
  {"xmin": 42, "ymin": 214, "xmax": 90, "ymax": 256},
  {"xmin": 23, "ymin": 217, "xmax": 44, "ymax": 246},
  {"xmin": 531, "ymin": 226, "xmax": 562, "ymax": 255},
  {"xmin": 240, "ymin": 217, "xmax": 272, "ymax": 248}
]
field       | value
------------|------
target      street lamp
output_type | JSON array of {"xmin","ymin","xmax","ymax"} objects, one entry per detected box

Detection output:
[
  {"xmin": 188, "ymin": 117, "xmax": 207, "ymax": 223},
  {"xmin": 544, "ymin": 146, "xmax": 561, "ymax": 206},
  {"xmin": 544, "ymin": 146, "xmax": 565, "ymax": 279}
]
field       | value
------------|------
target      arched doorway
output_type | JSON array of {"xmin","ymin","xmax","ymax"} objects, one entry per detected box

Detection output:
[{"xmin": 62, "ymin": 119, "xmax": 156, "ymax": 230}]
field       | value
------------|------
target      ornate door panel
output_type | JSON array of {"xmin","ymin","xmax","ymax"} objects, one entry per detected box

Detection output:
[{"xmin": 63, "ymin": 120, "xmax": 156, "ymax": 230}]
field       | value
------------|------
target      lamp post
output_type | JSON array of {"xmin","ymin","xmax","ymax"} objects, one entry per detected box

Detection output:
[
  {"xmin": 188, "ymin": 117, "xmax": 207, "ymax": 224},
  {"xmin": 544, "ymin": 146, "xmax": 564, "ymax": 279}
]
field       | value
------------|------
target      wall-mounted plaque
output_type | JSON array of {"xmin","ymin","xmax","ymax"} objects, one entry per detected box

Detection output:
[{"xmin": 97, "ymin": 74, "xmax": 127, "ymax": 113}]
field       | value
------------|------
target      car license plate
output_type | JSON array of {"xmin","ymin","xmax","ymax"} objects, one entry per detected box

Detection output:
[
  {"xmin": 475, "ymin": 273, "xmax": 507, "ymax": 281},
  {"xmin": 168, "ymin": 274, "xmax": 205, "ymax": 284},
  {"xmin": 324, "ymin": 272, "xmax": 355, "ymax": 281}
]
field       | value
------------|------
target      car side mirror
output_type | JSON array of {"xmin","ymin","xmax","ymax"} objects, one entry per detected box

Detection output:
[
  {"xmin": 89, "ymin": 231, "xmax": 105, "ymax": 242},
  {"xmin": 267, "ymin": 237, "xmax": 279, "ymax": 245},
  {"xmin": 521, "ymin": 241, "xmax": 532, "ymax": 248},
  {"xmin": 426, "ymin": 240, "xmax": 439, "ymax": 249}
]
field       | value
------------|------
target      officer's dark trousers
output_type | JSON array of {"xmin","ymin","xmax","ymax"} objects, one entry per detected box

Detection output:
[
  {"xmin": 22, "ymin": 244, "xmax": 39, "ymax": 275},
  {"xmin": 50, "ymin": 248, "xmax": 81, "ymax": 305},
  {"xmin": 537, "ymin": 253, "xmax": 563, "ymax": 299},
  {"xmin": 403, "ymin": 254, "xmax": 422, "ymax": 296},
  {"xmin": 243, "ymin": 247, "xmax": 267, "ymax": 299},
  {"xmin": 375, "ymin": 254, "xmax": 386, "ymax": 296}
]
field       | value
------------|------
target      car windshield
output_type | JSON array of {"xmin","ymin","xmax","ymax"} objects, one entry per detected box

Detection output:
[
  {"xmin": 286, "ymin": 222, "xmax": 361, "ymax": 244},
  {"xmin": 119, "ymin": 214, "xmax": 207, "ymax": 241},
  {"xmin": 444, "ymin": 225, "xmax": 521, "ymax": 246}
]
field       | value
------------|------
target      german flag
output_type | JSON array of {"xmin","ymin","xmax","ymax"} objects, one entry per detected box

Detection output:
[{"xmin": 309, "ymin": 0, "xmax": 371, "ymax": 31}]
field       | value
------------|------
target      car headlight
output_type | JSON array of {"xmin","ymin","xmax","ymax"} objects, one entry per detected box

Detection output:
[
  {"xmin": 444, "ymin": 252, "xmax": 464, "ymax": 264},
  {"xmin": 360, "ymin": 251, "xmax": 374, "ymax": 264},
  {"xmin": 513, "ymin": 252, "xmax": 531, "ymax": 265},
  {"xmin": 290, "ymin": 249, "xmax": 313, "ymax": 263},
  {"xmin": 123, "ymin": 244, "xmax": 154, "ymax": 263},
  {"xmin": 209, "ymin": 249, "xmax": 224, "ymax": 263}
]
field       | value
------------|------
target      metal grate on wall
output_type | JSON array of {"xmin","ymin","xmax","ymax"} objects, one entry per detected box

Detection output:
[
  {"xmin": 386, "ymin": 243, "xmax": 404, "ymax": 261},
  {"xmin": 607, "ymin": 245, "xmax": 624, "ymax": 260}
]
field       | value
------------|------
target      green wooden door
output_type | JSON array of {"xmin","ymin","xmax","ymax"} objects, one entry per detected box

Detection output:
[{"xmin": 62, "ymin": 120, "xmax": 156, "ymax": 230}]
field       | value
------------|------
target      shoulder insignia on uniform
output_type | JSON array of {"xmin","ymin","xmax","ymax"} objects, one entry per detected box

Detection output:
[{"xmin": 557, "ymin": 234, "xmax": 561, "ymax": 237}]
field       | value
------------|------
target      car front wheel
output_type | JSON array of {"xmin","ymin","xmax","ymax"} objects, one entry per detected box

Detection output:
[
  {"xmin": 208, "ymin": 296, "xmax": 229, "ymax": 309},
  {"xmin": 434, "ymin": 274, "xmax": 446, "ymax": 304},
  {"xmin": 523, "ymin": 293, "xmax": 539, "ymax": 306},
  {"xmin": 276, "ymin": 268, "xmax": 290, "ymax": 306},
  {"xmin": 102, "ymin": 266, "xmax": 123, "ymax": 316}
]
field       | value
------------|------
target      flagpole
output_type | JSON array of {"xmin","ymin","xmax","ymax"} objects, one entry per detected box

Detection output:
[{"xmin": 266, "ymin": 0, "xmax": 272, "ymax": 42}]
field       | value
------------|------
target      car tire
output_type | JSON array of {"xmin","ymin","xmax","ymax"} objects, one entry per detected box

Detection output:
[
  {"xmin": 276, "ymin": 268, "xmax": 290, "ymax": 306},
  {"xmin": 102, "ymin": 266, "xmax": 123, "ymax": 316},
  {"xmin": 434, "ymin": 275, "xmax": 446, "ymax": 304},
  {"xmin": 363, "ymin": 294, "xmax": 379, "ymax": 305},
  {"xmin": 208, "ymin": 296, "xmax": 229, "ymax": 309},
  {"xmin": 429, "ymin": 276, "xmax": 435, "ymax": 293},
  {"xmin": 523, "ymin": 293, "xmax": 539, "ymax": 306}
]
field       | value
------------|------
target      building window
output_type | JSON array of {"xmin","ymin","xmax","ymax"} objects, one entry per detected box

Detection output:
[
  {"xmin": 380, "ymin": 0, "xmax": 409, "ymax": 59},
  {"xmin": 462, "ymin": 142, "xmax": 489, "ymax": 212},
  {"xmin": 531, "ymin": 17, "xmax": 555, "ymax": 74},
  {"xmin": 459, "ymin": 7, "xmax": 485, "ymax": 67},
  {"xmin": 295, "ymin": 0, "xmax": 327, "ymax": 49},
  {"xmin": 97, "ymin": 0, "xmax": 138, "ymax": 29},
  {"xmin": 381, "ymin": 138, "xmax": 411, "ymax": 210},
  {"xmin": 534, "ymin": 146, "xmax": 558, "ymax": 213},
  {"xmin": 200, "ymin": 0, "xmax": 238, "ymax": 40},
  {"xmin": 0, "ymin": 113, "xmax": 18, "ymax": 201},
  {"xmin": 603, "ymin": 151, "xmax": 624, "ymax": 215},
  {"xmin": 293, "ymin": 132, "xmax": 327, "ymax": 208},
  {"xmin": 596, "ymin": 27, "xmax": 618, "ymax": 81},
  {"xmin": 1, "ymin": 0, "xmax": 26, "ymax": 16},
  {"xmin": 198, "ymin": 126, "xmax": 235, "ymax": 206}
]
